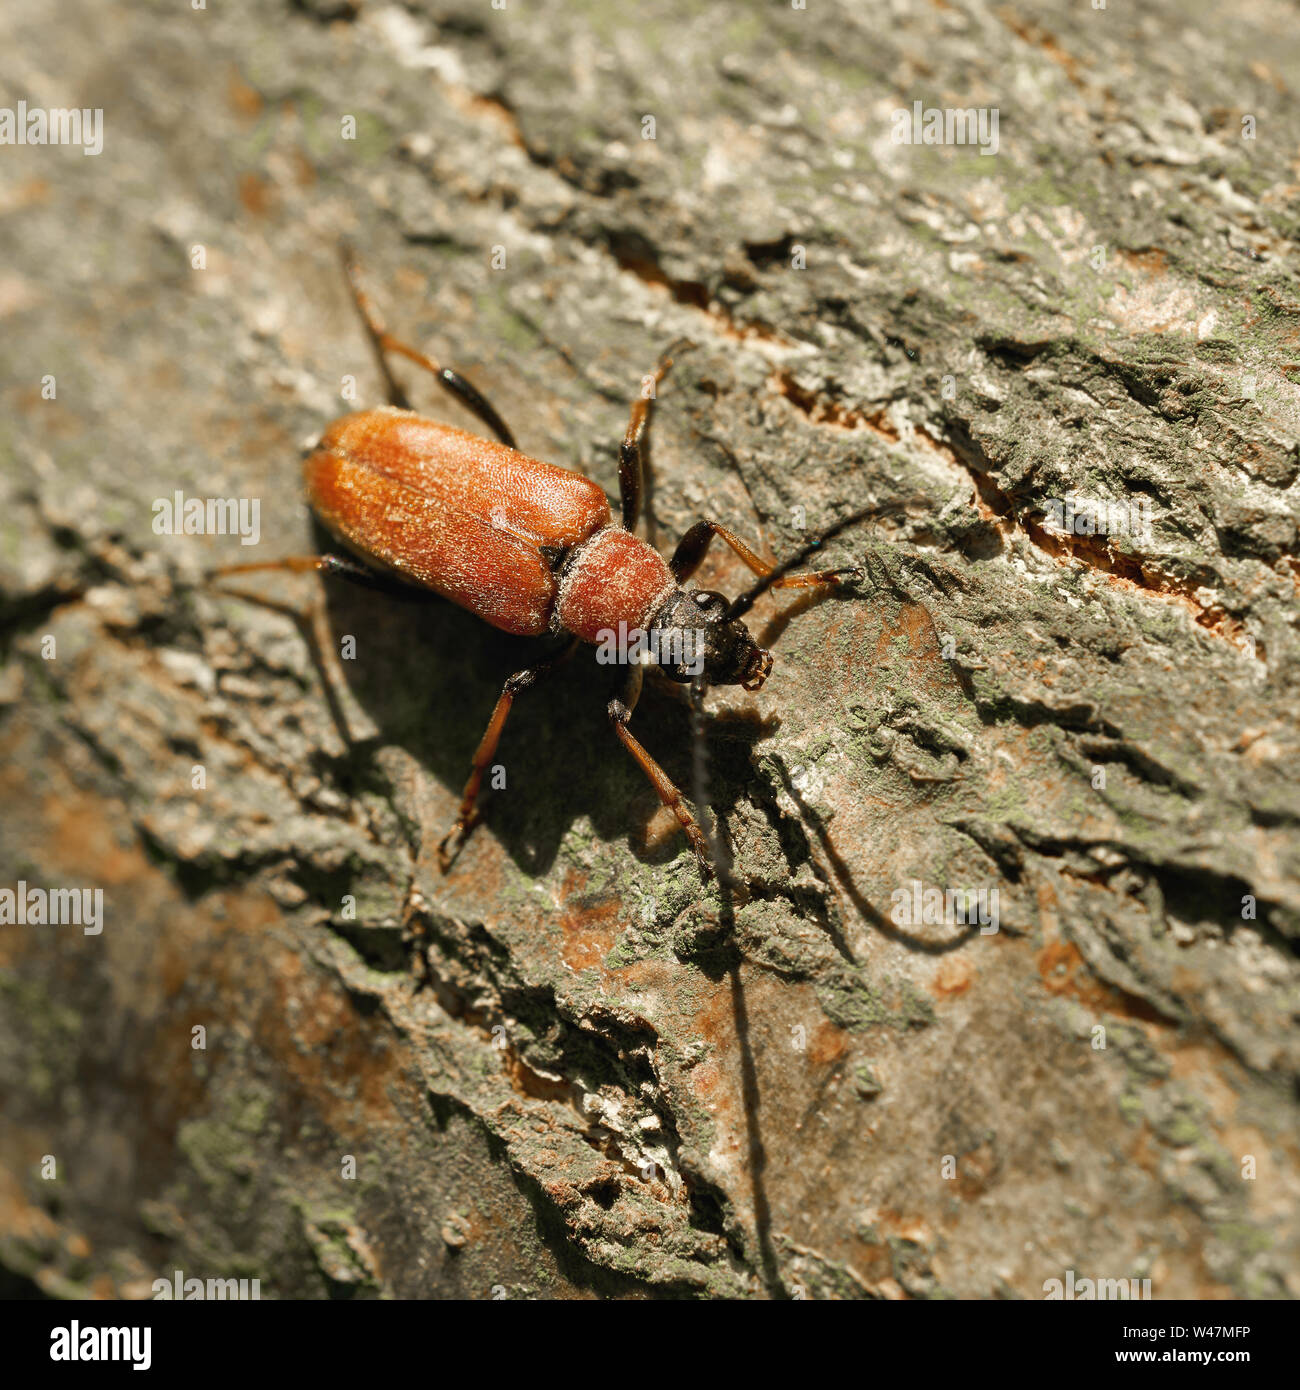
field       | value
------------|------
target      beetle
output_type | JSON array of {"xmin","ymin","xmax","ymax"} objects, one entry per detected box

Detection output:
[{"xmin": 217, "ymin": 242, "xmax": 907, "ymax": 880}]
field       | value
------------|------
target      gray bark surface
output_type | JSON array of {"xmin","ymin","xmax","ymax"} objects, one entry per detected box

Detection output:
[{"xmin": 1, "ymin": 0, "xmax": 1298, "ymax": 1298}]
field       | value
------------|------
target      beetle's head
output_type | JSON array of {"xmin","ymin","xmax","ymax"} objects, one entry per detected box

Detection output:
[{"xmin": 648, "ymin": 587, "xmax": 773, "ymax": 691}]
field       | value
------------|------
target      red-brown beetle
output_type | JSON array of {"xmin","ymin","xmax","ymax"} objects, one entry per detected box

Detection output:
[{"xmin": 218, "ymin": 243, "xmax": 902, "ymax": 879}]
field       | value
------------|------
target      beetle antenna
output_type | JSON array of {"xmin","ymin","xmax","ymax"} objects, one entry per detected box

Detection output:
[
  {"xmin": 690, "ymin": 673, "xmax": 733, "ymax": 887},
  {"xmin": 723, "ymin": 496, "xmax": 920, "ymax": 623}
]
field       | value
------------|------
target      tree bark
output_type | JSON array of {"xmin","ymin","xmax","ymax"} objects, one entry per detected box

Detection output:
[{"xmin": 1, "ymin": 0, "xmax": 1297, "ymax": 1299}]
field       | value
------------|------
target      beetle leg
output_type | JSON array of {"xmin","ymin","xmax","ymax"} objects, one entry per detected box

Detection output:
[
  {"xmin": 619, "ymin": 338, "xmax": 694, "ymax": 535},
  {"xmin": 607, "ymin": 665, "xmax": 713, "ymax": 877},
  {"xmin": 669, "ymin": 519, "xmax": 857, "ymax": 590},
  {"xmin": 339, "ymin": 238, "xmax": 519, "ymax": 450},
  {"xmin": 438, "ymin": 638, "xmax": 581, "ymax": 870},
  {"xmin": 207, "ymin": 552, "xmax": 417, "ymax": 597}
]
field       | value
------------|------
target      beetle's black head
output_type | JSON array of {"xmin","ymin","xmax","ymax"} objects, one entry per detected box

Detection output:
[{"xmin": 648, "ymin": 588, "xmax": 774, "ymax": 691}]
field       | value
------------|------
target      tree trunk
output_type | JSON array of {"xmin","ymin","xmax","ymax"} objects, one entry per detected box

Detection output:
[{"xmin": 1, "ymin": 0, "xmax": 1297, "ymax": 1299}]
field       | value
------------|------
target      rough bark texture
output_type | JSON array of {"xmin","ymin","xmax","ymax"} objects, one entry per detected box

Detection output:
[{"xmin": 2, "ymin": 0, "xmax": 1298, "ymax": 1300}]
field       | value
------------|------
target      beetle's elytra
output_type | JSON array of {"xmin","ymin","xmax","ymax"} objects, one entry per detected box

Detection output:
[
  {"xmin": 216, "ymin": 242, "xmax": 897, "ymax": 880},
  {"xmin": 306, "ymin": 410, "xmax": 677, "ymax": 648}
]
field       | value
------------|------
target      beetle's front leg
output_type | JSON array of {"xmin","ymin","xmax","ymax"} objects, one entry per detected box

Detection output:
[
  {"xmin": 607, "ymin": 665, "xmax": 713, "ymax": 877},
  {"xmin": 670, "ymin": 520, "xmax": 857, "ymax": 591},
  {"xmin": 438, "ymin": 638, "xmax": 580, "ymax": 871}
]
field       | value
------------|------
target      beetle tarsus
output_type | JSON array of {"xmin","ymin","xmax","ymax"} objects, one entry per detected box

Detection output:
[
  {"xmin": 688, "ymin": 829, "xmax": 716, "ymax": 881},
  {"xmin": 436, "ymin": 813, "xmax": 480, "ymax": 873}
]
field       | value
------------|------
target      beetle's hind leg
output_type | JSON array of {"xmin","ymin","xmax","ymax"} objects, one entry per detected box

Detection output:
[
  {"xmin": 438, "ymin": 638, "xmax": 581, "ymax": 871},
  {"xmin": 203, "ymin": 554, "xmax": 412, "ymax": 752},
  {"xmin": 207, "ymin": 552, "xmax": 417, "ymax": 597},
  {"xmin": 339, "ymin": 238, "xmax": 518, "ymax": 450}
]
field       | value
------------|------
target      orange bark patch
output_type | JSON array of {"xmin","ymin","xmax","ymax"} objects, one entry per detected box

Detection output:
[
  {"xmin": 807, "ymin": 1019, "xmax": 850, "ymax": 1066},
  {"xmin": 953, "ymin": 1141, "xmax": 998, "ymax": 1198},
  {"xmin": 39, "ymin": 795, "xmax": 141, "ymax": 887},
  {"xmin": 227, "ymin": 71, "xmax": 263, "ymax": 120},
  {"xmin": 560, "ymin": 919, "xmax": 618, "ymax": 972},
  {"xmin": 770, "ymin": 369, "xmax": 902, "ymax": 439},
  {"xmin": 931, "ymin": 955, "xmax": 974, "ymax": 998},
  {"xmin": 258, "ymin": 943, "xmax": 421, "ymax": 1144},
  {"xmin": 1037, "ymin": 940, "xmax": 1168, "ymax": 1025},
  {"xmin": 871, "ymin": 600, "xmax": 950, "ymax": 699},
  {"xmin": 238, "ymin": 171, "xmax": 273, "ymax": 217},
  {"xmin": 995, "ymin": 7, "xmax": 1087, "ymax": 89},
  {"xmin": 557, "ymin": 879, "xmax": 622, "ymax": 973},
  {"xmin": 1118, "ymin": 248, "xmax": 1170, "ymax": 276}
]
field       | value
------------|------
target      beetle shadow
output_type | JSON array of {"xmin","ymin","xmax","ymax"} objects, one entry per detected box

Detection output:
[
  {"xmin": 292, "ymin": 548, "xmax": 968, "ymax": 956},
  {"xmin": 294, "ymin": 559, "xmax": 891, "ymax": 1303},
  {"xmin": 303, "ymin": 559, "xmax": 770, "ymax": 879}
]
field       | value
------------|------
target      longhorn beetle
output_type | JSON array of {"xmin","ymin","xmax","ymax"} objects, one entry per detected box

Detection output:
[{"xmin": 216, "ymin": 242, "xmax": 911, "ymax": 881}]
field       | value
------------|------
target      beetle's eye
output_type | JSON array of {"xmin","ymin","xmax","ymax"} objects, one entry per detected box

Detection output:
[{"xmin": 694, "ymin": 589, "xmax": 728, "ymax": 616}]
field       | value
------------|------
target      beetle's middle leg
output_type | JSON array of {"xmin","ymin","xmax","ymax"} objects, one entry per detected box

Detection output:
[
  {"xmin": 670, "ymin": 520, "xmax": 857, "ymax": 591},
  {"xmin": 608, "ymin": 665, "xmax": 713, "ymax": 876},
  {"xmin": 438, "ymin": 637, "xmax": 581, "ymax": 870},
  {"xmin": 339, "ymin": 238, "xmax": 519, "ymax": 450}
]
